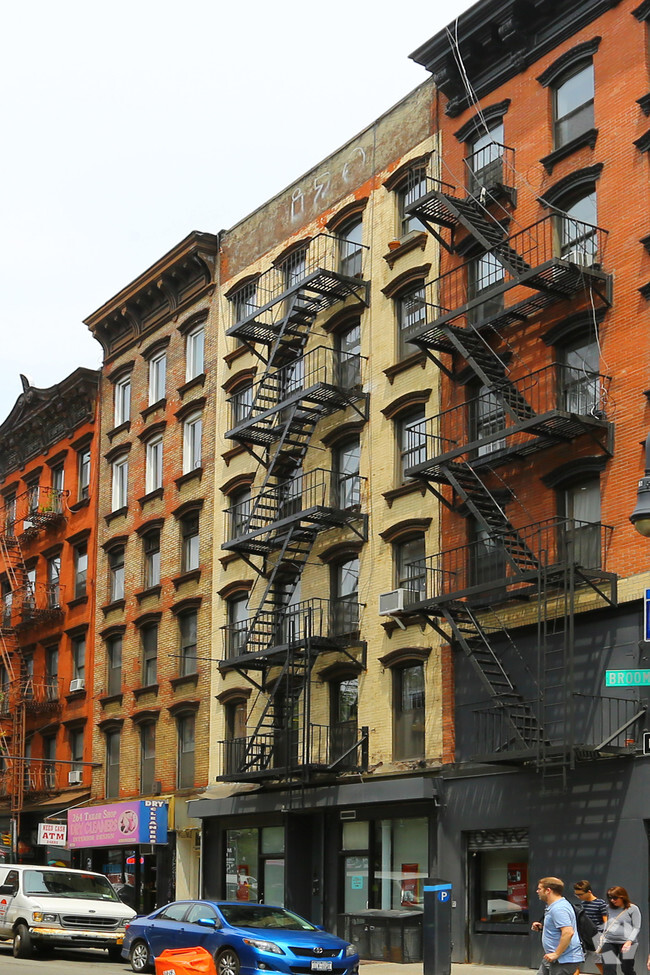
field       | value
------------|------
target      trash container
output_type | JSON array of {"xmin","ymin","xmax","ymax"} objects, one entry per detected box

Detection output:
[{"xmin": 155, "ymin": 946, "xmax": 217, "ymax": 975}]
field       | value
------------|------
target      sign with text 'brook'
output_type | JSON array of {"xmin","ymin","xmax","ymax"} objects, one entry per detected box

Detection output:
[
  {"xmin": 605, "ymin": 670, "xmax": 650, "ymax": 686},
  {"xmin": 67, "ymin": 800, "xmax": 168, "ymax": 849}
]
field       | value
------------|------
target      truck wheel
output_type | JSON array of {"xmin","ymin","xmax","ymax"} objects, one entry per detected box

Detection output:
[{"xmin": 13, "ymin": 922, "xmax": 33, "ymax": 959}]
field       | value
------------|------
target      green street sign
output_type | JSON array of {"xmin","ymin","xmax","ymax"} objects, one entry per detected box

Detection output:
[{"xmin": 605, "ymin": 670, "xmax": 650, "ymax": 686}]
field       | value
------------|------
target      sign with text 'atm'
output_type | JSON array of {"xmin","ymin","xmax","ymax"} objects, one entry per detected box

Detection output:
[{"xmin": 67, "ymin": 800, "xmax": 168, "ymax": 849}]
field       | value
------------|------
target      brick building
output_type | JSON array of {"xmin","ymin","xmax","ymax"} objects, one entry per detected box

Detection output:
[
  {"xmin": 83, "ymin": 231, "xmax": 218, "ymax": 910},
  {"xmin": 0, "ymin": 368, "xmax": 99, "ymax": 862}
]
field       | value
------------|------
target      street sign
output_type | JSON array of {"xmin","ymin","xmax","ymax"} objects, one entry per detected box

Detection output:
[
  {"xmin": 645, "ymin": 589, "xmax": 650, "ymax": 641},
  {"xmin": 605, "ymin": 670, "xmax": 650, "ymax": 686}
]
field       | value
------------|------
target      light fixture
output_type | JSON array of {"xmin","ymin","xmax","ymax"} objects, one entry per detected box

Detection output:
[{"xmin": 630, "ymin": 432, "xmax": 650, "ymax": 536}]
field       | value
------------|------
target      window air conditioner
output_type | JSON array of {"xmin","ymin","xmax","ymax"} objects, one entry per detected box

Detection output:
[
  {"xmin": 68, "ymin": 770, "xmax": 83, "ymax": 785},
  {"xmin": 566, "ymin": 247, "xmax": 592, "ymax": 267},
  {"xmin": 69, "ymin": 678, "xmax": 85, "ymax": 693},
  {"xmin": 379, "ymin": 588, "xmax": 417, "ymax": 616}
]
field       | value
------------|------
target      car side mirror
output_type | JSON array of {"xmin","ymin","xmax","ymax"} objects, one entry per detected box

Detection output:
[
  {"xmin": 0, "ymin": 884, "xmax": 16, "ymax": 896},
  {"xmin": 197, "ymin": 917, "xmax": 220, "ymax": 929}
]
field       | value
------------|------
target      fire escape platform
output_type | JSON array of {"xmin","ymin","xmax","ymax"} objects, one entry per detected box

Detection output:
[{"xmin": 223, "ymin": 506, "xmax": 357, "ymax": 555}]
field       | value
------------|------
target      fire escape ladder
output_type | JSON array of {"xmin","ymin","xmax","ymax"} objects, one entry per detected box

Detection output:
[
  {"xmin": 444, "ymin": 463, "xmax": 540, "ymax": 576},
  {"xmin": 441, "ymin": 602, "xmax": 542, "ymax": 749},
  {"xmin": 537, "ymin": 560, "xmax": 574, "ymax": 789}
]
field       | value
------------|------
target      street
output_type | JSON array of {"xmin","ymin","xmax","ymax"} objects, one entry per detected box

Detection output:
[{"xmin": 0, "ymin": 942, "xmax": 130, "ymax": 974}]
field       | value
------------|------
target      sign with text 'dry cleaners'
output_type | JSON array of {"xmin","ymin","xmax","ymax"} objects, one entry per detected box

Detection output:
[{"xmin": 67, "ymin": 800, "xmax": 168, "ymax": 848}]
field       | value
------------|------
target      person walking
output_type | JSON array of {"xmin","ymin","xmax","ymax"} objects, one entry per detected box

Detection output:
[
  {"xmin": 600, "ymin": 886, "xmax": 641, "ymax": 975},
  {"xmin": 574, "ymin": 880, "xmax": 608, "ymax": 974},
  {"xmin": 532, "ymin": 877, "xmax": 584, "ymax": 975}
]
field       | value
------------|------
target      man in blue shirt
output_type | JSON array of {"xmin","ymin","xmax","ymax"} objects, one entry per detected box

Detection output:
[{"xmin": 532, "ymin": 877, "xmax": 584, "ymax": 975}]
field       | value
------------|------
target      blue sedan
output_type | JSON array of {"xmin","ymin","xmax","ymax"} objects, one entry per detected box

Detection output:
[{"xmin": 122, "ymin": 900, "xmax": 360, "ymax": 975}]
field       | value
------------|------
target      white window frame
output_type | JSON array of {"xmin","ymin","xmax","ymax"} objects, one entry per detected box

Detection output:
[
  {"xmin": 111, "ymin": 455, "xmax": 129, "ymax": 511},
  {"xmin": 146, "ymin": 436, "xmax": 164, "ymax": 494},
  {"xmin": 148, "ymin": 352, "xmax": 167, "ymax": 405},
  {"xmin": 114, "ymin": 375, "xmax": 131, "ymax": 427},
  {"xmin": 186, "ymin": 325, "xmax": 205, "ymax": 381},
  {"xmin": 183, "ymin": 412, "xmax": 202, "ymax": 474}
]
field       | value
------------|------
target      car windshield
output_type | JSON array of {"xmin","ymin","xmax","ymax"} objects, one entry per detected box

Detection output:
[
  {"xmin": 219, "ymin": 905, "xmax": 316, "ymax": 931},
  {"xmin": 23, "ymin": 870, "xmax": 120, "ymax": 901}
]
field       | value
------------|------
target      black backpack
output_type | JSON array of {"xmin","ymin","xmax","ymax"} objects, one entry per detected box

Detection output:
[{"xmin": 574, "ymin": 905, "xmax": 598, "ymax": 951}]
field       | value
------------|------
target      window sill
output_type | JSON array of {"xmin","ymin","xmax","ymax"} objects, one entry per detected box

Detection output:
[
  {"xmin": 222, "ymin": 444, "xmax": 247, "ymax": 466},
  {"xmin": 135, "ymin": 585, "xmax": 162, "ymax": 603},
  {"xmin": 101, "ymin": 598, "xmax": 126, "ymax": 616},
  {"xmin": 383, "ymin": 352, "xmax": 428, "ymax": 384},
  {"xmin": 224, "ymin": 345, "xmax": 250, "ymax": 367},
  {"xmin": 99, "ymin": 692, "xmax": 123, "ymax": 707},
  {"xmin": 381, "ymin": 614, "xmax": 429, "ymax": 637},
  {"xmin": 540, "ymin": 127, "xmax": 598, "ymax": 174},
  {"xmin": 138, "ymin": 488, "xmax": 164, "ymax": 508},
  {"xmin": 175, "ymin": 467, "xmax": 203, "ymax": 489},
  {"xmin": 382, "ymin": 482, "xmax": 428, "ymax": 508},
  {"xmin": 638, "ymin": 93, "xmax": 650, "ymax": 116},
  {"xmin": 178, "ymin": 373, "xmax": 206, "ymax": 397},
  {"xmin": 383, "ymin": 231, "xmax": 429, "ymax": 268},
  {"xmin": 106, "ymin": 420, "xmax": 131, "ymax": 442},
  {"xmin": 170, "ymin": 673, "xmax": 199, "ymax": 690},
  {"xmin": 67, "ymin": 594, "xmax": 88, "ymax": 609},
  {"xmin": 65, "ymin": 689, "xmax": 87, "ymax": 702},
  {"xmin": 172, "ymin": 569, "xmax": 201, "ymax": 589},
  {"xmin": 141, "ymin": 398, "xmax": 167, "ymax": 421},
  {"xmin": 133, "ymin": 683, "xmax": 159, "ymax": 700},
  {"xmin": 105, "ymin": 506, "xmax": 128, "ymax": 525},
  {"xmin": 69, "ymin": 497, "xmax": 91, "ymax": 513}
]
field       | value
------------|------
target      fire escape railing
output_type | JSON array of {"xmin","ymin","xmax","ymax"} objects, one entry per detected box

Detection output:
[{"xmin": 220, "ymin": 722, "xmax": 369, "ymax": 778}]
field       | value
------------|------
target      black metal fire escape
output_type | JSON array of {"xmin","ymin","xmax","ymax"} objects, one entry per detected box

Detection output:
[
  {"xmin": 218, "ymin": 234, "xmax": 370, "ymax": 783},
  {"xmin": 394, "ymin": 152, "xmax": 621, "ymax": 779}
]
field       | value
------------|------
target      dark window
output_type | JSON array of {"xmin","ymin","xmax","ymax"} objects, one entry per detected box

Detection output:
[
  {"xmin": 181, "ymin": 512, "xmax": 200, "ymax": 572},
  {"xmin": 140, "ymin": 723, "xmax": 156, "ymax": 795},
  {"xmin": 471, "ymin": 521, "xmax": 507, "ymax": 589},
  {"xmin": 473, "ymin": 384, "xmax": 507, "ymax": 456},
  {"xmin": 330, "ymin": 677, "xmax": 358, "ymax": 768},
  {"xmin": 71, "ymin": 635, "xmax": 86, "ymax": 683},
  {"xmin": 553, "ymin": 62, "xmax": 594, "ymax": 149},
  {"xmin": 141, "ymin": 624, "xmax": 158, "ymax": 686},
  {"xmin": 70, "ymin": 728, "xmax": 84, "ymax": 773},
  {"xmin": 178, "ymin": 714, "xmax": 195, "ymax": 789},
  {"xmin": 227, "ymin": 594, "xmax": 249, "ymax": 658},
  {"xmin": 224, "ymin": 699, "xmax": 247, "ymax": 775},
  {"xmin": 47, "ymin": 555, "xmax": 61, "ymax": 608},
  {"xmin": 331, "ymin": 557, "xmax": 359, "ymax": 636},
  {"xmin": 229, "ymin": 486, "xmax": 252, "ymax": 539},
  {"xmin": 561, "ymin": 334, "xmax": 600, "ymax": 414},
  {"xmin": 43, "ymin": 736, "xmax": 56, "ymax": 790},
  {"xmin": 395, "ymin": 535, "xmax": 426, "ymax": 599},
  {"xmin": 106, "ymin": 730, "xmax": 120, "ymax": 798},
  {"xmin": 232, "ymin": 280, "xmax": 258, "ymax": 324},
  {"xmin": 561, "ymin": 476, "xmax": 601, "ymax": 567},
  {"xmin": 109, "ymin": 546, "xmax": 125, "ymax": 602},
  {"xmin": 4, "ymin": 495, "xmax": 15, "ymax": 538},
  {"xmin": 393, "ymin": 663, "xmax": 425, "ymax": 760},
  {"xmin": 231, "ymin": 383, "xmax": 253, "ymax": 426},
  {"xmin": 107, "ymin": 635, "xmax": 122, "ymax": 696},
  {"xmin": 45, "ymin": 646, "xmax": 59, "ymax": 701},
  {"xmin": 74, "ymin": 543, "xmax": 88, "ymax": 599},
  {"xmin": 397, "ymin": 284, "xmax": 427, "ymax": 357},
  {"xmin": 469, "ymin": 252, "xmax": 505, "ymax": 324},
  {"xmin": 179, "ymin": 610, "xmax": 198, "ymax": 676},
  {"xmin": 143, "ymin": 530, "xmax": 161, "ymax": 589}
]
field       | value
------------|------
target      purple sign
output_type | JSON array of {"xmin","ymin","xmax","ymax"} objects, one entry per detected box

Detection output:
[{"xmin": 67, "ymin": 800, "xmax": 168, "ymax": 849}]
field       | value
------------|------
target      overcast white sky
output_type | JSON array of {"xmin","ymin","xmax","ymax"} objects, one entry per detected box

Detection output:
[{"xmin": 0, "ymin": 0, "xmax": 474, "ymax": 422}]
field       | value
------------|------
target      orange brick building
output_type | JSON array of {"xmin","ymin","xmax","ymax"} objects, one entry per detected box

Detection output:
[{"xmin": 0, "ymin": 368, "xmax": 99, "ymax": 862}]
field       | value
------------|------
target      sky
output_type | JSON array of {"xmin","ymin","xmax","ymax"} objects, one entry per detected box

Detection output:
[{"xmin": 0, "ymin": 0, "xmax": 474, "ymax": 422}]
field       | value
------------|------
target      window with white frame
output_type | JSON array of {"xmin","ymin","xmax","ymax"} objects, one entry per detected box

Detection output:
[
  {"xmin": 148, "ymin": 351, "xmax": 167, "ymax": 405},
  {"xmin": 111, "ymin": 454, "xmax": 128, "ymax": 510},
  {"xmin": 181, "ymin": 510, "xmax": 200, "ymax": 572},
  {"xmin": 397, "ymin": 167, "xmax": 428, "ymax": 237},
  {"xmin": 186, "ymin": 324, "xmax": 205, "ymax": 381},
  {"xmin": 145, "ymin": 435, "xmax": 163, "ymax": 494},
  {"xmin": 143, "ymin": 529, "xmax": 161, "ymax": 589},
  {"xmin": 78, "ymin": 447, "xmax": 91, "ymax": 502},
  {"xmin": 468, "ymin": 120, "xmax": 505, "ymax": 192},
  {"xmin": 183, "ymin": 412, "xmax": 202, "ymax": 473},
  {"xmin": 553, "ymin": 61, "xmax": 594, "ymax": 149},
  {"xmin": 73, "ymin": 542, "xmax": 88, "ymax": 599},
  {"xmin": 114, "ymin": 375, "xmax": 131, "ymax": 427},
  {"xmin": 108, "ymin": 545, "xmax": 125, "ymax": 602}
]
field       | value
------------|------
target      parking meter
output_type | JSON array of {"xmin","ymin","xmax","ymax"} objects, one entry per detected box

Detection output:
[{"xmin": 423, "ymin": 878, "xmax": 452, "ymax": 975}]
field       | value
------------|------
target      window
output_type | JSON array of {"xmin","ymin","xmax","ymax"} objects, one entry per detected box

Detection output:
[
  {"xmin": 145, "ymin": 436, "xmax": 163, "ymax": 494},
  {"xmin": 107, "ymin": 635, "xmax": 122, "ymax": 696},
  {"xmin": 78, "ymin": 447, "xmax": 91, "ymax": 502},
  {"xmin": 183, "ymin": 412, "xmax": 202, "ymax": 473},
  {"xmin": 469, "ymin": 252, "xmax": 505, "ymax": 324},
  {"xmin": 47, "ymin": 555, "xmax": 61, "ymax": 608},
  {"xmin": 224, "ymin": 699, "xmax": 247, "ymax": 775},
  {"xmin": 282, "ymin": 247, "xmax": 307, "ymax": 289},
  {"xmin": 4, "ymin": 494, "xmax": 15, "ymax": 538},
  {"xmin": 1, "ymin": 581, "xmax": 11, "ymax": 628},
  {"xmin": 468, "ymin": 829, "xmax": 529, "ymax": 930},
  {"xmin": 140, "ymin": 723, "xmax": 156, "ymax": 795},
  {"xmin": 336, "ymin": 321, "xmax": 361, "ymax": 388},
  {"xmin": 399, "ymin": 409, "xmax": 426, "ymax": 478},
  {"xmin": 553, "ymin": 62, "xmax": 594, "ymax": 149},
  {"xmin": 143, "ymin": 530, "xmax": 161, "ymax": 589},
  {"xmin": 397, "ymin": 167, "xmax": 428, "ymax": 236},
  {"xmin": 114, "ymin": 375, "xmax": 131, "ymax": 427},
  {"xmin": 559, "ymin": 191, "xmax": 598, "ymax": 262},
  {"xmin": 340, "ymin": 817, "xmax": 429, "ymax": 913},
  {"xmin": 224, "ymin": 826, "xmax": 286, "ymax": 906},
  {"xmin": 467, "ymin": 120, "xmax": 505, "ymax": 192},
  {"xmin": 334, "ymin": 439, "xmax": 361, "ymax": 509},
  {"xmin": 471, "ymin": 521, "xmax": 506, "ymax": 589},
  {"xmin": 149, "ymin": 351, "xmax": 167, "ymax": 405},
  {"xmin": 72, "ymin": 634, "xmax": 86, "ymax": 683},
  {"xmin": 111, "ymin": 454, "xmax": 128, "ymax": 510},
  {"xmin": 43, "ymin": 736, "xmax": 56, "ymax": 790},
  {"xmin": 563, "ymin": 477, "xmax": 601, "ymax": 567},
  {"xmin": 73, "ymin": 542, "xmax": 88, "ymax": 599},
  {"xmin": 395, "ymin": 535, "xmax": 426, "ymax": 599},
  {"xmin": 25, "ymin": 566, "xmax": 36, "ymax": 613},
  {"xmin": 51, "ymin": 463, "xmax": 65, "ymax": 499},
  {"xmin": 229, "ymin": 485, "xmax": 252, "ymax": 539},
  {"xmin": 231, "ymin": 382, "xmax": 253, "ymax": 426},
  {"xmin": 70, "ymin": 727, "xmax": 84, "ymax": 774},
  {"xmin": 339, "ymin": 218, "xmax": 363, "ymax": 278},
  {"xmin": 332, "ymin": 557, "xmax": 359, "ymax": 636},
  {"xmin": 45, "ymin": 646, "xmax": 58, "ymax": 701},
  {"xmin": 179, "ymin": 610, "xmax": 198, "ymax": 676},
  {"xmin": 186, "ymin": 324, "xmax": 205, "ymax": 381},
  {"xmin": 105, "ymin": 729, "xmax": 120, "ymax": 798},
  {"xmin": 227, "ymin": 594, "xmax": 249, "ymax": 658},
  {"xmin": 181, "ymin": 511, "xmax": 200, "ymax": 572},
  {"xmin": 141, "ymin": 624, "xmax": 158, "ymax": 686},
  {"xmin": 109, "ymin": 546, "xmax": 125, "ymax": 602},
  {"xmin": 561, "ymin": 334, "xmax": 600, "ymax": 414},
  {"xmin": 330, "ymin": 677, "xmax": 358, "ymax": 768},
  {"xmin": 397, "ymin": 284, "xmax": 427, "ymax": 357},
  {"xmin": 177, "ymin": 713, "xmax": 195, "ymax": 789},
  {"xmin": 24, "ymin": 482, "xmax": 39, "ymax": 531},
  {"xmin": 473, "ymin": 384, "xmax": 507, "ymax": 456},
  {"xmin": 22, "ymin": 655, "xmax": 33, "ymax": 701},
  {"xmin": 393, "ymin": 663, "xmax": 425, "ymax": 759},
  {"xmin": 232, "ymin": 280, "xmax": 258, "ymax": 324}
]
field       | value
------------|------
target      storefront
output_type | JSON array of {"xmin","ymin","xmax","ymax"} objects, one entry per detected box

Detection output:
[{"xmin": 67, "ymin": 798, "xmax": 171, "ymax": 914}]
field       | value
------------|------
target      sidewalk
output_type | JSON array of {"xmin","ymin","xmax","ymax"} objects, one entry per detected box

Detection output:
[{"xmin": 360, "ymin": 964, "xmax": 532, "ymax": 975}]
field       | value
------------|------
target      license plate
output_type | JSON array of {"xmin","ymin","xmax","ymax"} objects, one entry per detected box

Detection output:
[{"xmin": 311, "ymin": 962, "xmax": 332, "ymax": 971}]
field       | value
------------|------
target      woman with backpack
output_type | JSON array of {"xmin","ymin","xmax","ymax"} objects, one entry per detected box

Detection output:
[{"xmin": 599, "ymin": 886, "xmax": 641, "ymax": 975}]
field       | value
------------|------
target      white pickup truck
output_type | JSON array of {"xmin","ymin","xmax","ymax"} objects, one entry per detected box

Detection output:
[{"xmin": 0, "ymin": 863, "xmax": 136, "ymax": 959}]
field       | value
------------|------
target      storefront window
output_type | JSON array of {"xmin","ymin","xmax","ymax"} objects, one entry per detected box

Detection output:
[
  {"xmin": 340, "ymin": 818, "xmax": 428, "ymax": 914},
  {"xmin": 225, "ymin": 826, "xmax": 285, "ymax": 905},
  {"xmin": 468, "ymin": 829, "xmax": 529, "ymax": 932}
]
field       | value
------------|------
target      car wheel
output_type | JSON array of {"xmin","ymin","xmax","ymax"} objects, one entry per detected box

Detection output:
[
  {"xmin": 216, "ymin": 947, "xmax": 241, "ymax": 975},
  {"xmin": 107, "ymin": 945, "xmax": 123, "ymax": 962},
  {"xmin": 13, "ymin": 922, "xmax": 33, "ymax": 959},
  {"xmin": 130, "ymin": 939, "xmax": 152, "ymax": 973}
]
